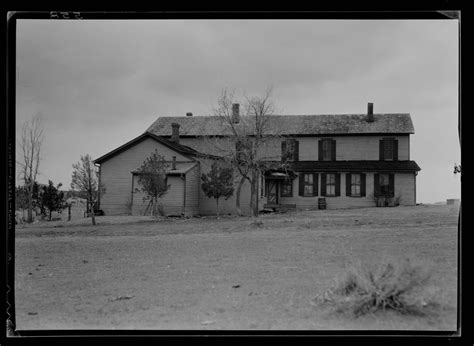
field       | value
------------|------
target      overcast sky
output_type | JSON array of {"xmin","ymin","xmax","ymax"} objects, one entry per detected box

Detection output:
[{"xmin": 15, "ymin": 19, "xmax": 460, "ymax": 203}]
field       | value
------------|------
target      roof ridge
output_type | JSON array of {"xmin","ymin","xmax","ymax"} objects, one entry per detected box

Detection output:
[{"xmin": 153, "ymin": 113, "xmax": 410, "ymax": 118}]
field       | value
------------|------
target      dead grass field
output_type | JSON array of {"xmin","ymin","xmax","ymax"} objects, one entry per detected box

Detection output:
[{"xmin": 14, "ymin": 204, "xmax": 459, "ymax": 331}]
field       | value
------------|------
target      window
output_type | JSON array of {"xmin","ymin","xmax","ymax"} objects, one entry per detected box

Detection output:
[
  {"xmin": 379, "ymin": 173, "xmax": 390, "ymax": 196},
  {"xmin": 299, "ymin": 173, "xmax": 318, "ymax": 197},
  {"xmin": 351, "ymin": 174, "xmax": 361, "ymax": 196},
  {"xmin": 384, "ymin": 140, "xmax": 394, "ymax": 160},
  {"xmin": 303, "ymin": 174, "xmax": 314, "ymax": 196},
  {"xmin": 380, "ymin": 138, "xmax": 398, "ymax": 161},
  {"xmin": 374, "ymin": 173, "xmax": 394, "ymax": 198},
  {"xmin": 282, "ymin": 139, "xmax": 299, "ymax": 162},
  {"xmin": 346, "ymin": 173, "xmax": 366, "ymax": 197},
  {"xmin": 235, "ymin": 140, "xmax": 245, "ymax": 163},
  {"xmin": 319, "ymin": 139, "xmax": 336, "ymax": 161},
  {"xmin": 326, "ymin": 173, "xmax": 336, "ymax": 196},
  {"xmin": 322, "ymin": 140, "xmax": 332, "ymax": 161},
  {"xmin": 281, "ymin": 179, "xmax": 293, "ymax": 197}
]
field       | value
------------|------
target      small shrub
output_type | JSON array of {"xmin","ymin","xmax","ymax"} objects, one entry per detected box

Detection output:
[
  {"xmin": 250, "ymin": 220, "xmax": 264, "ymax": 228},
  {"xmin": 315, "ymin": 257, "xmax": 440, "ymax": 317}
]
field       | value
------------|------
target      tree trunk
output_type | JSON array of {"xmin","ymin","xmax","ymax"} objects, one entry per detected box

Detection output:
[
  {"xmin": 216, "ymin": 198, "xmax": 220, "ymax": 218},
  {"xmin": 27, "ymin": 189, "xmax": 33, "ymax": 223},
  {"xmin": 68, "ymin": 204, "xmax": 71, "ymax": 221},
  {"xmin": 250, "ymin": 171, "xmax": 259, "ymax": 217},
  {"xmin": 235, "ymin": 176, "xmax": 246, "ymax": 216},
  {"xmin": 90, "ymin": 199, "xmax": 96, "ymax": 225},
  {"xmin": 49, "ymin": 210, "xmax": 52, "ymax": 221}
]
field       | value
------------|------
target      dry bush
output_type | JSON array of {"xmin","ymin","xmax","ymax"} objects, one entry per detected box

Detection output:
[{"xmin": 315, "ymin": 257, "xmax": 441, "ymax": 317}]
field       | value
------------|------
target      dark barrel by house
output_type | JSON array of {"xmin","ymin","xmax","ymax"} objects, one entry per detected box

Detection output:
[{"xmin": 318, "ymin": 198, "xmax": 326, "ymax": 210}]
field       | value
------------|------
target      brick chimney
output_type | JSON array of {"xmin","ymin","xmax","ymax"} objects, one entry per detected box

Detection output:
[
  {"xmin": 232, "ymin": 103, "xmax": 240, "ymax": 123},
  {"xmin": 367, "ymin": 102, "xmax": 374, "ymax": 122},
  {"xmin": 171, "ymin": 123, "xmax": 180, "ymax": 143},
  {"xmin": 186, "ymin": 112, "xmax": 193, "ymax": 117}
]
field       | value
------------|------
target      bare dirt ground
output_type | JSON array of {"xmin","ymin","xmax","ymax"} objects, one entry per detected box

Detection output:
[{"xmin": 14, "ymin": 204, "xmax": 459, "ymax": 331}]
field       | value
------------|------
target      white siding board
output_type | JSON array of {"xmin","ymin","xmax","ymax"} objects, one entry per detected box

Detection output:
[
  {"xmin": 184, "ymin": 163, "xmax": 200, "ymax": 217},
  {"xmin": 100, "ymin": 137, "xmax": 193, "ymax": 215},
  {"xmin": 132, "ymin": 175, "xmax": 184, "ymax": 216}
]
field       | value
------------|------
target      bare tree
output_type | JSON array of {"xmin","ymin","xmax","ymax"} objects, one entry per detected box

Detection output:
[
  {"xmin": 135, "ymin": 149, "xmax": 170, "ymax": 217},
  {"xmin": 18, "ymin": 115, "xmax": 43, "ymax": 223},
  {"xmin": 210, "ymin": 88, "xmax": 288, "ymax": 217},
  {"xmin": 71, "ymin": 154, "xmax": 105, "ymax": 225}
]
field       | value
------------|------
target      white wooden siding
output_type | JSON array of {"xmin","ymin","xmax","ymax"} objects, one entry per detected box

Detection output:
[
  {"xmin": 132, "ymin": 175, "xmax": 184, "ymax": 216},
  {"xmin": 99, "ymin": 137, "xmax": 193, "ymax": 215},
  {"xmin": 276, "ymin": 171, "xmax": 416, "ymax": 209},
  {"xmin": 181, "ymin": 135, "xmax": 410, "ymax": 161},
  {"xmin": 197, "ymin": 157, "xmax": 252, "ymax": 215},
  {"xmin": 184, "ymin": 163, "xmax": 200, "ymax": 217}
]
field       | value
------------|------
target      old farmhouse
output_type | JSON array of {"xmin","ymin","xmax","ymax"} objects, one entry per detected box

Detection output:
[{"xmin": 94, "ymin": 103, "xmax": 421, "ymax": 216}]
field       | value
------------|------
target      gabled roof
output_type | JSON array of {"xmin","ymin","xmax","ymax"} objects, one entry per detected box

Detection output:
[
  {"xmin": 147, "ymin": 113, "xmax": 415, "ymax": 137},
  {"xmin": 94, "ymin": 131, "xmax": 199, "ymax": 164},
  {"xmin": 289, "ymin": 160, "xmax": 421, "ymax": 172}
]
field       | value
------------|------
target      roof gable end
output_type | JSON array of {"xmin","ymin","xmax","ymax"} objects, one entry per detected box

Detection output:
[{"xmin": 94, "ymin": 132, "xmax": 198, "ymax": 164}]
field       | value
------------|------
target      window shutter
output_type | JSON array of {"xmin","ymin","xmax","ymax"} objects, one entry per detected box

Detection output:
[
  {"xmin": 335, "ymin": 173, "xmax": 341, "ymax": 196},
  {"xmin": 374, "ymin": 173, "xmax": 380, "ymax": 197},
  {"xmin": 379, "ymin": 140, "xmax": 385, "ymax": 160},
  {"xmin": 313, "ymin": 173, "xmax": 319, "ymax": 196},
  {"xmin": 318, "ymin": 140, "xmax": 323, "ymax": 161},
  {"xmin": 320, "ymin": 173, "xmax": 327, "ymax": 196},
  {"xmin": 281, "ymin": 141, "xmax": 287, "ymax": 161},
  {"xmin": 331, "ymin": 140, "xmax": 337, "ymax": 161},
  {"xmin": 393, "ymin": 139, "xmax": 398, "ymax": 161},
  {"xmin": 360, "ymin": 173, "xmax": 366, "ymax": 197},
  {"xmin": 346, "ymin": 173, "xmax": 352, "ymax": 196},
  {"xmin": 389, "ymin": 173, "xmax": 395, "ymax": 197},
  {"xmin": 294, "ymin": 140, "xmax": 299, "ymax": 161},
  {"xmin": 299, "ymin": 174, "xmax": 305, "ymax": 196}
]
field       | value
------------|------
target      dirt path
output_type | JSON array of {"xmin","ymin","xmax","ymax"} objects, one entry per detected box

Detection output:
[{"xmin": 14, "ymin": 205, "xmax": 459, "ymax": 331}]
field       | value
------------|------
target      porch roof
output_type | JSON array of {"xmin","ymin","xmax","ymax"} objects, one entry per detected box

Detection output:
[{"xmin": 289, "ymin": 160, "xmax": 421, "ymax": 172}]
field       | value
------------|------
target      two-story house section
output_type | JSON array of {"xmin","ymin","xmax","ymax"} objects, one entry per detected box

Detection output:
[
  {"xmin": 95, "ymin": 102, "xmax": 420, "ymax": 216},
  {"xmin": 146, "ymin": 103, "xmax": 420, "ymax": 211}
]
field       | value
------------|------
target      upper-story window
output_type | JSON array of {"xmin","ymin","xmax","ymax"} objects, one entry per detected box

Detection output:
[
  {"xmin": 380, "ymin": 138, "xmax": 398, "ymax": 161},
  {"xmin": 235, "ymin": 139, "xmax": 254, "ymax": 163},
  {"xmin": 319, "ymin": 139, "xmax": 336, "ymax": 161},
  {"xmin": 281, "ymin": 139, "xmax": 299, "ymax": 162}
]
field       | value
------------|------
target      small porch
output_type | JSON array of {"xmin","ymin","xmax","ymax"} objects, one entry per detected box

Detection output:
[{"xmin": 262, "ymin": 169, "xmax": 297, "ymax": 212}]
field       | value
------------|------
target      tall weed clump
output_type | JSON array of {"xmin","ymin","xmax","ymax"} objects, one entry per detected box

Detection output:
[{"xmin": 315, "ymin": 257, "xmax": 441, "ymax": 317}]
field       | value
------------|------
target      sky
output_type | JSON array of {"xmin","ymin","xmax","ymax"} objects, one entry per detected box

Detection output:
[{"xmin": 15, "ymin": 19, "xmax": 460, "ymax": 203}]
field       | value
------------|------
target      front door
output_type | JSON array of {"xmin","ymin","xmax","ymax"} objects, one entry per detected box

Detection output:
[{"xmin": 267, "ymin": 180, "xmax": 279, "ymax": 205}]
